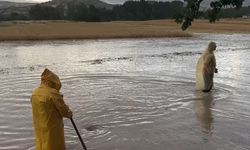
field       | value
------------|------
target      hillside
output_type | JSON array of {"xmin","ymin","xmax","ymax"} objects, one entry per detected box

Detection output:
[
  {"xmin": 0, "ymin": 1, "xmax": 34, "ymax": 10},
  {"xmin": 0, "ymin": 0, "xmax": 113, "ymax": 18},
  {"xmin": 43, "ymin": 0, "xmax": 113, "ymax": 9},
  {"xmin": 0, "ymin": 1, "xmax": 35, "ymax": 16},
  {"xmin": 0, "ymin": 1, "xmax": 34, "ymax": 9}
]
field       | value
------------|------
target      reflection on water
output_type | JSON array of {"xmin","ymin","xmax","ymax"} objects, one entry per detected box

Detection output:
[
  {"xmin": 195, "ymin": 92, "xmax": 214, "ymax": 134},
  {"xmin": 0, "ymin": 33, "xmax": 250, "ymax": 150}
]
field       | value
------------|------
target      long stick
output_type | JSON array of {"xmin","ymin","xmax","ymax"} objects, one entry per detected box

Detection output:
[{"xmin": 70, "ymin": 118, "xmax": 88, "ymax": 150}]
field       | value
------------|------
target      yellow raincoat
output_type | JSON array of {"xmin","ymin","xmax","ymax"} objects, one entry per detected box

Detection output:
[
  {"xmin": 31, "ymin": 69, "xmax": 72, "ymax": 150},
  {"xmin": 196, "ymin": 42, "xmax": 217, "ymax": 92}
]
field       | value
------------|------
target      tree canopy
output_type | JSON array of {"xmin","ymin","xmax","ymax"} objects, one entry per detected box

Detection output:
[
  {"xmin": 27, "ymin": 0, "xmax": 184, "ymax": 21},
  {"xmin": 176, "ymin": 0, "xmax": 245, "ymax": 30},
  {"xmin": 1, "ymin": 0, "xmax": 248, "ymax": 29}
]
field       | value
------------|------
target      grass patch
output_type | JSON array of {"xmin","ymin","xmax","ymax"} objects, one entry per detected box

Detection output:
[{"xmin": 0, "ymin": 19, "xmax": 249, "ymax": 41}]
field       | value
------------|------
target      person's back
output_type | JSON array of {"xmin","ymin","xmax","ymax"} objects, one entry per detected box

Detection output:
[
  {"xmin": 31, "ymin": 69, "xmax": 72, "ymax": 150},
  {"xmin": 196, "ymin": 42, "xmax": 218, "ymax": 92}
]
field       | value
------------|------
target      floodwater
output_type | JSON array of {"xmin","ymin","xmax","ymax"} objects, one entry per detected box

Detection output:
[{"xmin": 0, "ymin": 33, "xmax": 250, "ymax": 150}]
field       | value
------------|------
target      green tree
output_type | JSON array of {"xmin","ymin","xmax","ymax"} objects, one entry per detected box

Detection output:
[
  {"xmin": 112, "ymin": 0, "xmax": 184, "ymax": 21},
  {"xmin": 10, "ymin": 12, "xmax": 28, "ymax": 20},
  {"xmin": 87, "ymin": 5, "xmax": 101, "ymax": 21},
  {"xmin": 176, "ymin": 0, "xmax": 244, "ymax": 30},
  {"xmin": 66, "ymin": 3, "xmax": 88, "ymax": 20},
  {"xmin": 29, "ymin": 4, "xmax": 62, "ymax": 20}
]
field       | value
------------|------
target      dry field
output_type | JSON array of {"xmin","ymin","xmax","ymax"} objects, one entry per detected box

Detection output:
[{"xmin": 0, "ymin": 19, "xmax": 249, "ymax": 41}]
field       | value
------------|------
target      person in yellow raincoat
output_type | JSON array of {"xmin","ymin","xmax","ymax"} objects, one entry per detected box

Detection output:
[
  {"xmin": 31, "ymin": 68, "xmax": 73, "ymax": 150},
  {"xmin": 196, "ymin": 42, "xmax": 218, "ymax": 92}
]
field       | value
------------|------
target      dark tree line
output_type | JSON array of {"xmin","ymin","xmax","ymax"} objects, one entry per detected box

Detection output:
[
  {"xmin": 64, "ymin": 3, "xmax": 113, "ymax": 21},
  {"xmin": 29, "ymin": 5, "xmax": 63, "ymax": 20},
  {"xmin": 0, "ymin": 14, "xmax": 28, "ymax": 21},
  {"xmin": 219, "ymin": 6, "xmax": 250, "ymax": 18},
  {"xmin": 112, "ymin": 0, "xmax": 184, "ymax": 20},
  {"xmin": 28, "ymin": 0, "xmax": 184, "ymax": 21}
]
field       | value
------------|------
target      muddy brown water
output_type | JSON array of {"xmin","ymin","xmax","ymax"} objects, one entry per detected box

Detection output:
[{"xmin": 0, "ymin": 33, "xmax": 250, "ymax": 150}]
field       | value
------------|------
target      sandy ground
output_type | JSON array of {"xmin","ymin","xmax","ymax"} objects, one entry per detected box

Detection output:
[{"xmin": 0, "ymin": 19, "xmax": 249, "ymax": 41}]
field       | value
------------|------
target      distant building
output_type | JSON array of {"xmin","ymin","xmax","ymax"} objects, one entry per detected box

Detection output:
[{"xmin": 242, "ymin": 15, "xmax": 250, "ymax": 19}]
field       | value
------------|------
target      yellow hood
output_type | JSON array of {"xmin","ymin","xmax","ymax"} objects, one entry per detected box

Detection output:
[
  {"xmin": 205, "ymin": 41, "xmax": 216, "ymax": 53},
  {"xmin": 41, "ymin": 68, "xmax": 61, "ymax": 91}
]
